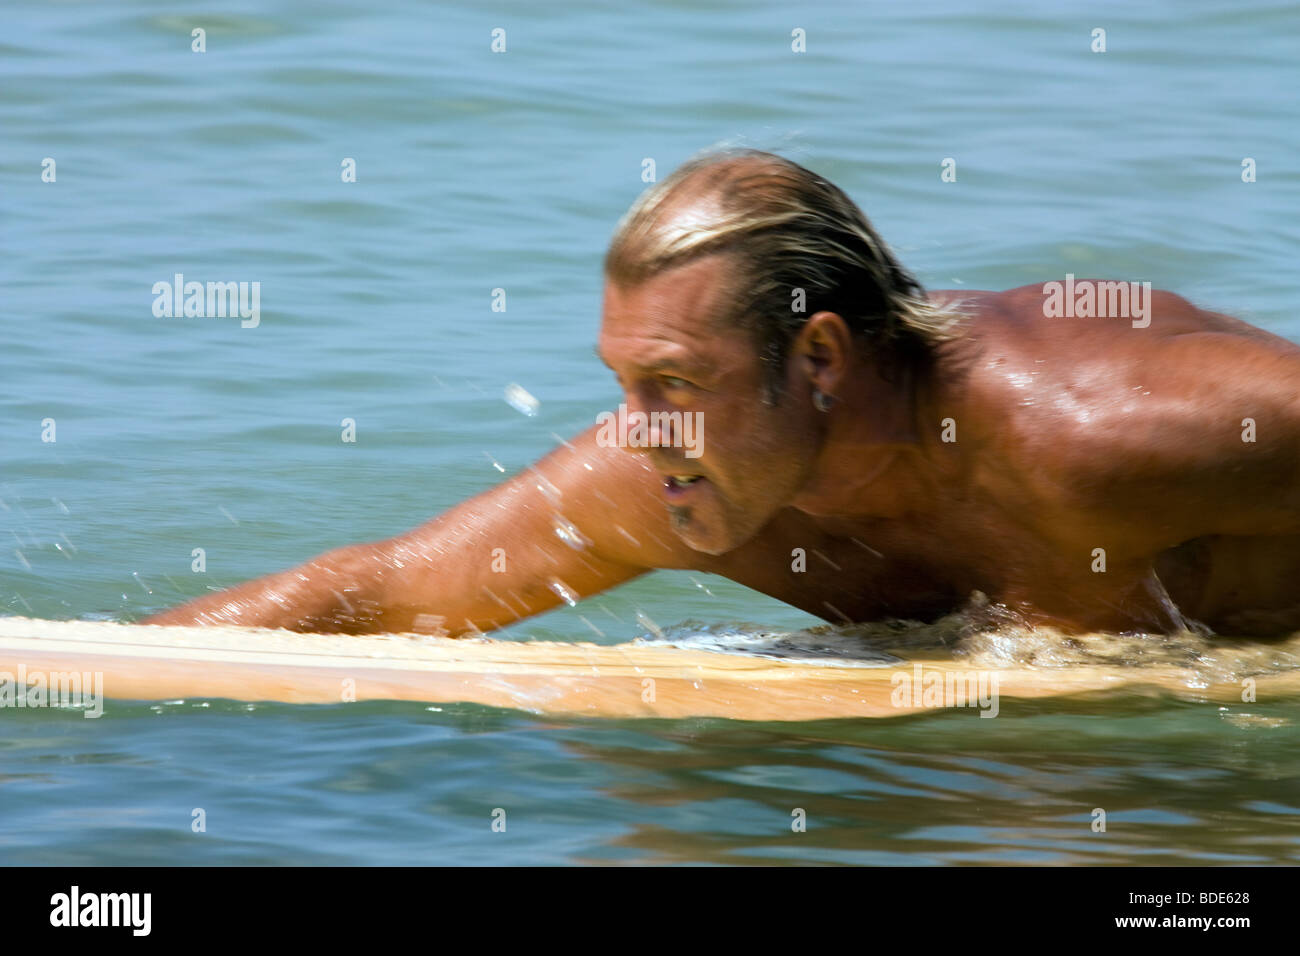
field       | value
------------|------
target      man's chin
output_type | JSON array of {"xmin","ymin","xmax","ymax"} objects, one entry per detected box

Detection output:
[
  {"xmin": 669, "ymin": 508, "xmax": 761, "ymax": 556},
  {"xmin": 681, "ymin": 536, "xmax": 735, "ymax": 557}
]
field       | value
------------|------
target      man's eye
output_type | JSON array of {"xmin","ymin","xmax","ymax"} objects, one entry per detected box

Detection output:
[{"xmin": 661, "ymin": 375, "xmax": 690, "ymax": 389}]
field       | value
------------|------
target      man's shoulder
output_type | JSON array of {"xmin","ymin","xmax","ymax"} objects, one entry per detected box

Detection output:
[
  {"xmin": 930, "ymin": 282, "xmax": 1290, "ymax": 394},
  {"xmin": 929, "ymin": 283, "xmax": 1300, "ymax": 515},
  {"xmin": 945, "ymin": 282, "xmax": 1282, "ymax": 342}
]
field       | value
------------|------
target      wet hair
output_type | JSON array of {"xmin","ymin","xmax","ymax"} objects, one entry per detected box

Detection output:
[{"xmin": 604, "ymin": 148, "xmax": 965, "ymax": 401}]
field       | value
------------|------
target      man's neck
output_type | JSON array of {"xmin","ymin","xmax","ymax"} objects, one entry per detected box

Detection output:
[{"xmin": 790, "ymin": 352, "xmax": 947, "ymax": 521}]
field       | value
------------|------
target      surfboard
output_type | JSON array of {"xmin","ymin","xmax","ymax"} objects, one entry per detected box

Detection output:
[{"xmin": 0, "ymin": 616, "xmax": 1293, "ymax": 721}]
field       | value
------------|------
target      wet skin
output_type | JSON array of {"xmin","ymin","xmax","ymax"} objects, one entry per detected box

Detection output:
[{"xmin": 143, "ymin": 255, "xmax": 1300, "ymax": 637}]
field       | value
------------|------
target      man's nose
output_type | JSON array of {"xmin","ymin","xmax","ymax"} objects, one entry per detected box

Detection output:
[{"xmin": 620, "ymin": 388, "xmax": 678, "ymax": 456}]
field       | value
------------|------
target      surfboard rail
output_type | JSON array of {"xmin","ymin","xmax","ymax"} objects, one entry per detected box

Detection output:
[{"xmin": 0, "ymin": 616, "xmax": 1291, "ymax": 721}]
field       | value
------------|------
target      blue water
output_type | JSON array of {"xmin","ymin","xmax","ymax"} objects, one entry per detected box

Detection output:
[{"xmin": 2, "ymin": 0, "xmax": 1299, "ymax": 864}]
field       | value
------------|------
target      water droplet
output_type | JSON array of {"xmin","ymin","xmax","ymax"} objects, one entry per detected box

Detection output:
[
  {"xmin": 504, "ymin": 383, "xmax": 539, "ymax": 417},
  {"xmin": 530, "ymin": 469, "xmax": 561, "ymax": 504},
  {"xmin": 548, "ymin": 579, "xmax": 579, "ymax": 607},
  {"xmin": 552, "ymin": 514, "xmax": 591, "ymax": 551},
  {"xmin": 636, "ymin": 611, "xmax": 664, "ymax": 640}
]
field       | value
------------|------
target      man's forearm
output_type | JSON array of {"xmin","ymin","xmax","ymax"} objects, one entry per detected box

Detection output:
[{"xmin": 139, "ymin": 545, "xmax": 381, "ymax": 633}]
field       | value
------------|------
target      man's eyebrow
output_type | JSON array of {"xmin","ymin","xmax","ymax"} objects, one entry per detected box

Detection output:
[
  {"xmin": 593, "ymin": 346, "xmax": 704, "ymax": 375},
  {"xmin": 644, "ymin": 356, "xmax": 699, "ymax": 374}
]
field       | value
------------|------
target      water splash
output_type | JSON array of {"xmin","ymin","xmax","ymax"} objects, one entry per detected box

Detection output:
[
  {"xmin": 631, "ymin": 593, "xmax": 1300, "ymax": 682},
  {"xmin": 634, "ymin": 619, "xmax": 904, "ymax": 667}
]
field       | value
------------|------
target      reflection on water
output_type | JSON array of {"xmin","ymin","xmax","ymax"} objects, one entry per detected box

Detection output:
[
  {"xmin": 564, "ymin": 698, "xmax": 1300, "ymax": 865},
  {"xmin": 1, "ymin": 673, "xmax": 1297, "ymax": 865},
  {"xmin": 559, "ymin": 611, "xmax": 1300, "ymax": 864}
]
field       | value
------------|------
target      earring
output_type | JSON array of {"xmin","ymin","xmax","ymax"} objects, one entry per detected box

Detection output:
[{"xmin": 812, "ymin": 389, "xmax": 834, "ymax": 413}]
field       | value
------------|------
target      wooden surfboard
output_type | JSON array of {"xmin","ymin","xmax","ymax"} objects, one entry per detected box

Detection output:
[{"xmin": 0, "ymin": 616, "xmax": 1293, "ymax": 721}]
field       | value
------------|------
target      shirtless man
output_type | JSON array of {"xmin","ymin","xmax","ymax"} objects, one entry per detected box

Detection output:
[{"xmin": 142, "ymin": 149, "xmax": 1300, "ymax": 638}]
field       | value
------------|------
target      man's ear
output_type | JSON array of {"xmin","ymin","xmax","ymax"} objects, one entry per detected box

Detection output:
[{"xmin": 792, "ymin": 311, "xmax": 852, "ymax": 395}]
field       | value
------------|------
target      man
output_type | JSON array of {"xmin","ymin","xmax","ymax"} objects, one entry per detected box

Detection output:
[{"xmin": 142, "ymin": 149, "xmax": 1300, "ymax": 638}]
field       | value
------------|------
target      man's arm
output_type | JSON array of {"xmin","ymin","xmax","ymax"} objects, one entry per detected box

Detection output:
[{"xmin": 140, "ymin": 427, "xmax": 689, "ymax": 635}]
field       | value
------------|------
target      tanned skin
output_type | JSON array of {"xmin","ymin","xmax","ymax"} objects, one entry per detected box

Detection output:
[{"xmin": 142, "ymin": 253, "xmax": 1300, "ymax": 638}]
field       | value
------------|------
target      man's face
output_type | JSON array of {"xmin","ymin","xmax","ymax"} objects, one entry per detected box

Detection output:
[{"xmin": 597, "ymin": 254, "xmax": 824, "ymax": 554}]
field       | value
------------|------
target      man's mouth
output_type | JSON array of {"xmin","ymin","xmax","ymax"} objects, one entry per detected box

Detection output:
[{"xmin": 664, "ymin": 473, "xmax": 707, "ymax": 499}]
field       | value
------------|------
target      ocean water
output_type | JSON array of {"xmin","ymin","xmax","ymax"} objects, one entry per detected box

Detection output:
[{"xmin": 3, "ymin": 0, "xmax": 1299, "ymax": 864}]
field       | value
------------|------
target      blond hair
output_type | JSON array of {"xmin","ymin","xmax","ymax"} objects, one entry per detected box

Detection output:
[{"xmin": 605, "ymin": 148, "xmax": 965, "ymax": 396}]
